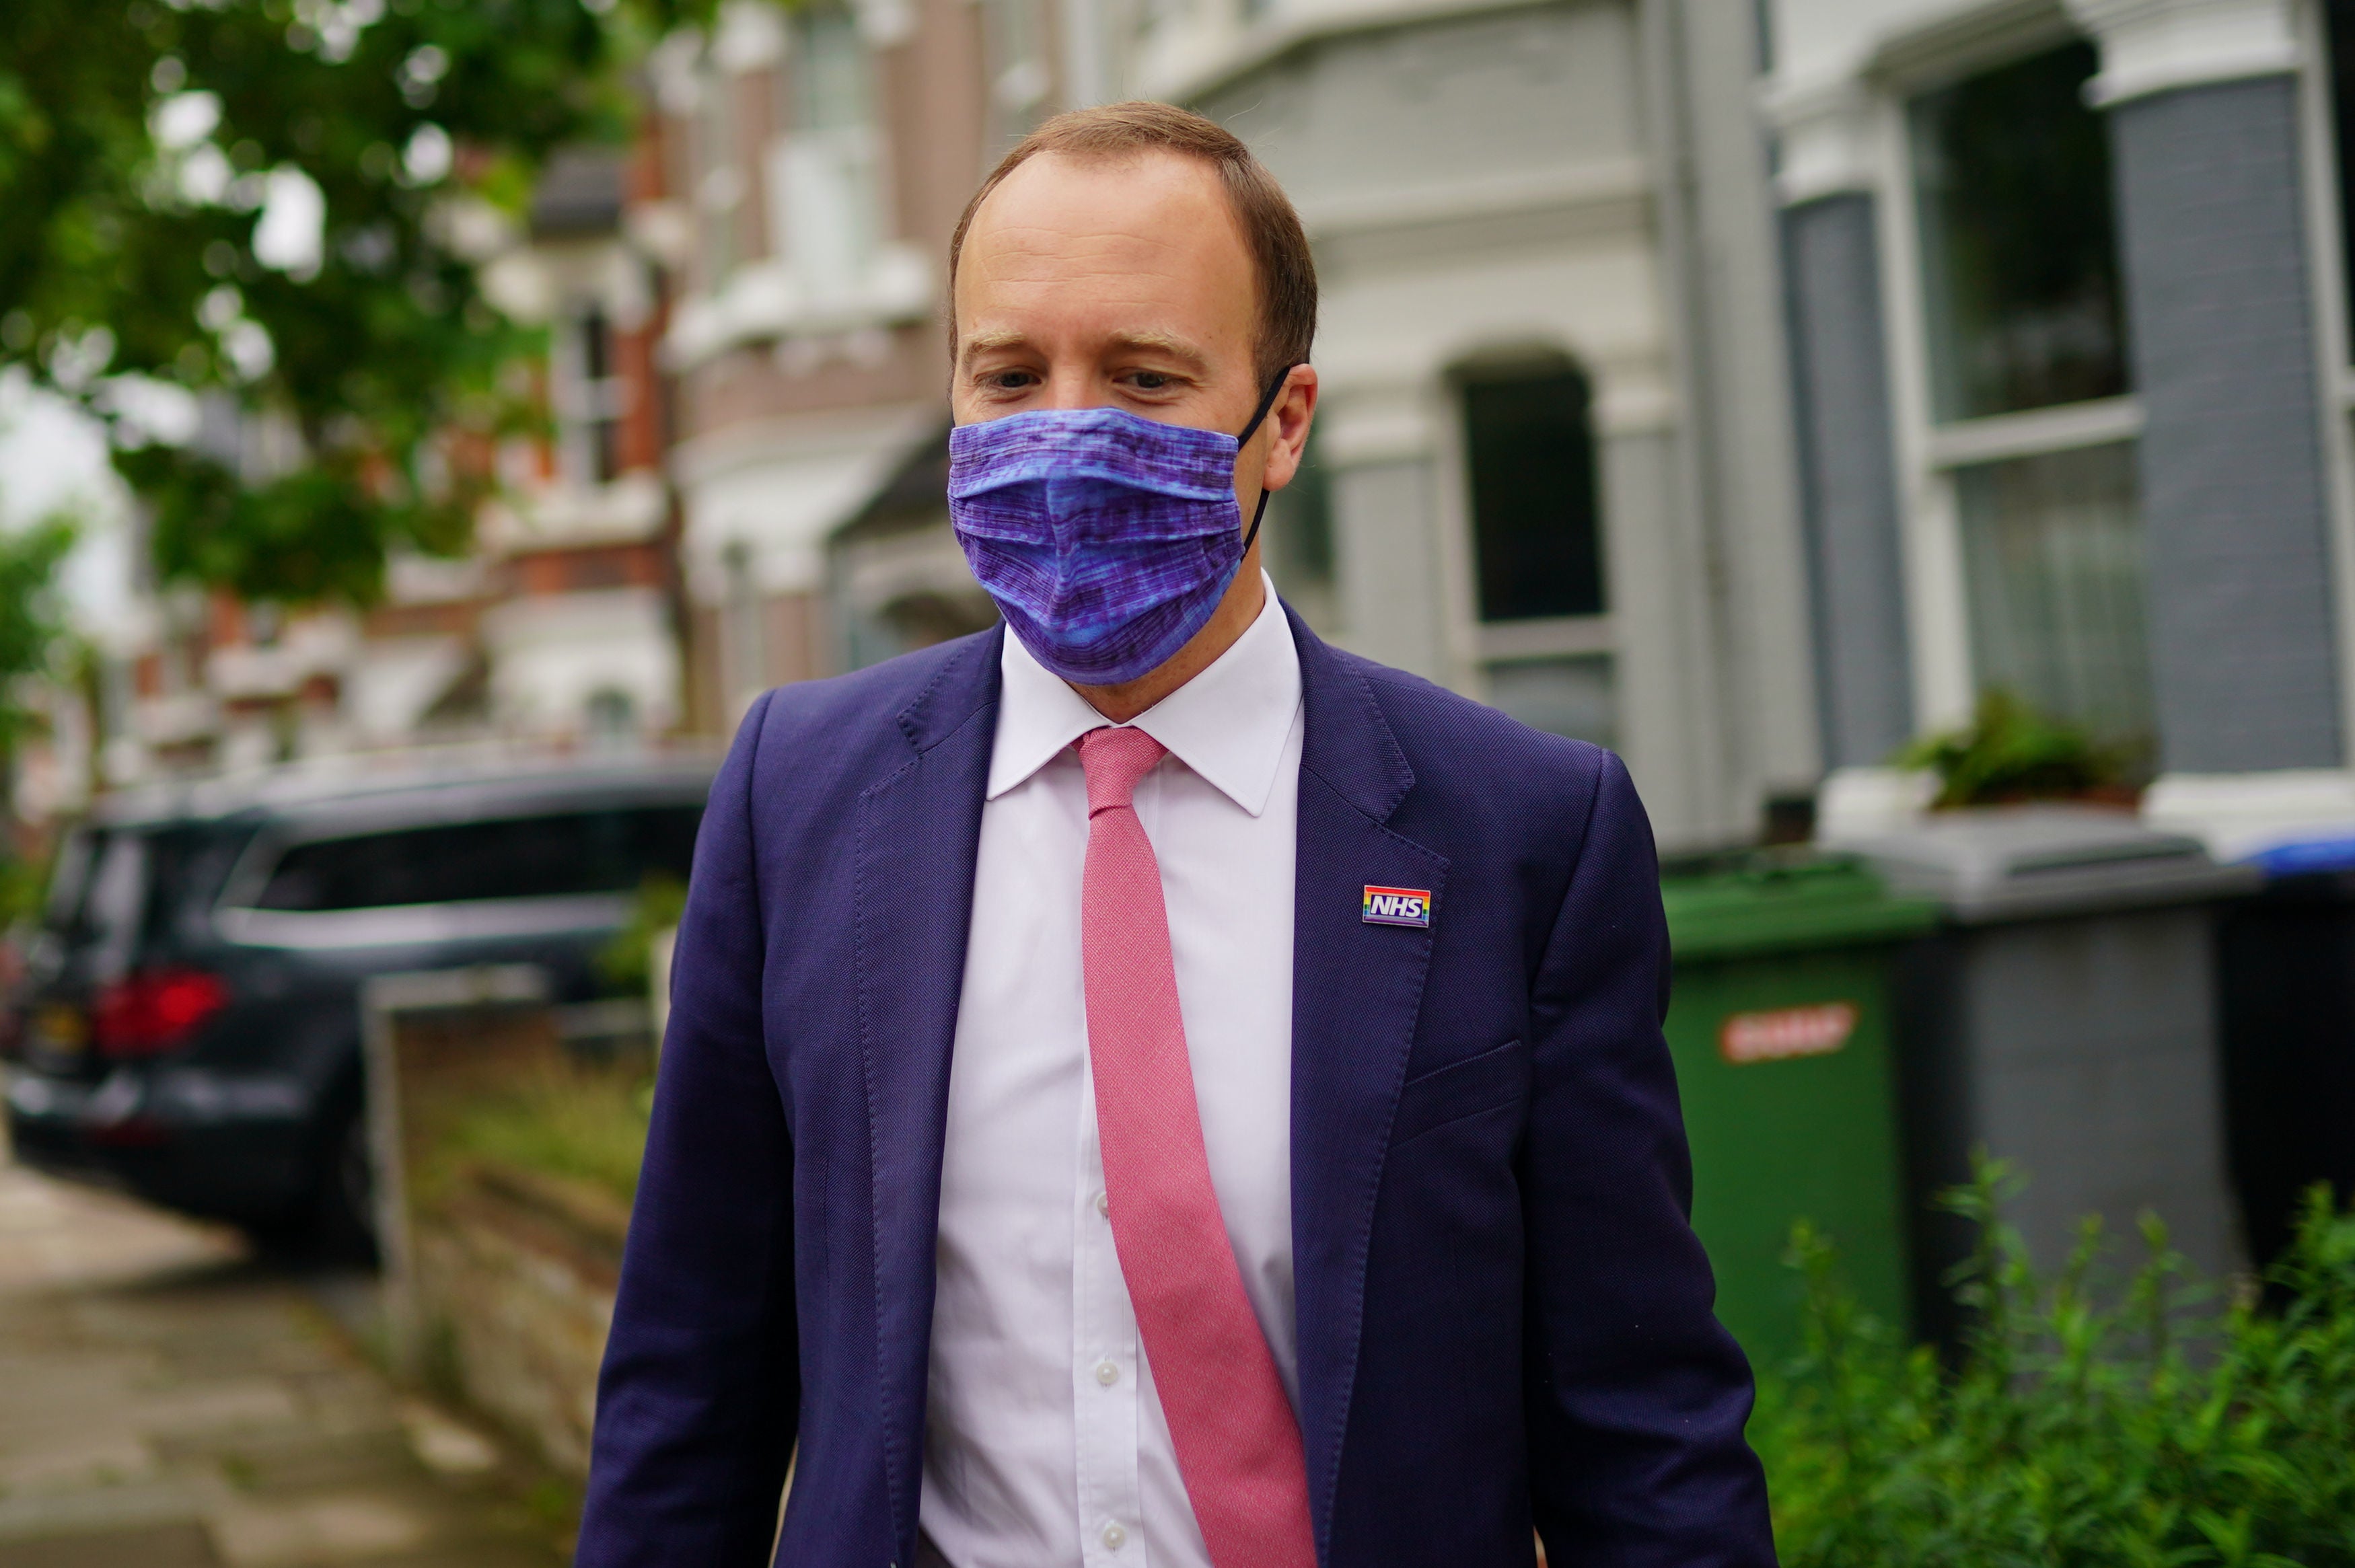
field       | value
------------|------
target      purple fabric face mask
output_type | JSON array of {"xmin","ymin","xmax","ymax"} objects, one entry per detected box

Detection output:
[{"xmin": 949, "ymin": 375, "xmax": 1289, "ymax": 687}]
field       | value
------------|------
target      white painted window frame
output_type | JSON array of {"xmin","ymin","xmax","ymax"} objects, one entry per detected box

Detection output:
[
  {"xmin": 1869, "ymin": 8, "xmax": 2148, "ymax": 738},
  {"xmin": 765, "ymin": 4, "xmax": 897, "ymax": 304},
  {"xmin": 2292, "ymin": 0, "xmax": 2355, "ymax": 763},
  {"xmin": 1429, "ymin": 360, "xmax": 1619, "ymax": 708},
  {"xmin": 551, "ymin": 310, "xmax": 632, "ymax": 492},
  {"xmin": 691, "ymin": 65, "xmax": 747, "ymax": 290},
  {"xmin": 1421, "ymin": 375, "xmax": 1484, "ymax": 696}
]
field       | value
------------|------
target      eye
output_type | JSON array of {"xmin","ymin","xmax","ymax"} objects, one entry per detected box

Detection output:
[
  {"xmin": 1128, "ymin": 370, "xmax": 1174, "ymax": 391},
  {"xmin": 982, "ymin": 368, "xmax": 1039, "ymax": 391}
]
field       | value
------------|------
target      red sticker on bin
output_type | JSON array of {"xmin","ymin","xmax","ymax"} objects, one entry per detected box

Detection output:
[{"xmin": 1719, "ymin": 1003, "xmax": 1858, "ymax": 1065}]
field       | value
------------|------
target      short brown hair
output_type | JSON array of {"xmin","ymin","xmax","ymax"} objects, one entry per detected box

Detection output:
[{"xmin": 947, "ymin": 102, "xmax": 1317, "ymax": 389}]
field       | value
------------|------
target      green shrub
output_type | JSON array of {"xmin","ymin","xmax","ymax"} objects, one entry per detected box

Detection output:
[{"xmin": 1752, "ymin": 1164, "xmax": 2355, "ymax": 1567}]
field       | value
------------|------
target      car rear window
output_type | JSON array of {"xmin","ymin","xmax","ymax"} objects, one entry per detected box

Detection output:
[
  {"xmin": 42, "ymin": 829, "xmax": 98, "ymax": 932},
  {"xmin": 77, "ymin": 832, "xmax": 148, "ymax": 967},
  {"xmin": 248, "ymin": 806, "xmax": 702, "ymax": 913},
  {"xmin": 41, "ymin": 822, "xmax": 256, "ymax": 962}
]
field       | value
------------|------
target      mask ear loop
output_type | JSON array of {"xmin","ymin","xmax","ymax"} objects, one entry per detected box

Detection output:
[{"xmin": 1235, "ymin": 366, "xmax": 1297, "ymax": 558}]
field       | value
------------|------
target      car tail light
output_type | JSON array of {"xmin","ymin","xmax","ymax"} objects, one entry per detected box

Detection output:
[{"xmin": 91, "ymin": 969, "xmax": 230, "ymax": 1058}]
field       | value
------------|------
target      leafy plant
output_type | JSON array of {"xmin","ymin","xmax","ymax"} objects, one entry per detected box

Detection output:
[
  {"xmin": 597, "ymin": 872, "xmax": 686, "ymax": 995},
  {"xmin": 1896, "ymin": 689, "xmax": 2134, "ymax": 809},
  {"xmin": 1753, "ymin": 1162, "xmax": 2355, "ymax": 1567}
]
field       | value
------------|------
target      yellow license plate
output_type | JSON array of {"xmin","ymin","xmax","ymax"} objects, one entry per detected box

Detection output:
[{"xmin": 32, "ymin": 1004, "xmax": 87, "ymax": 1055}]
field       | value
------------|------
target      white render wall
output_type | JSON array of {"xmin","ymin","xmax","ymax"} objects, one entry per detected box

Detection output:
[
  {"xmin": 1184, "ymin": 0, "xmax": 1817, "ymax": 846},
  {"xmin": 1771, "ymin": 0, "xmax": 1998, "ymax": 90},
  {"xmin": 674, "ymin": 402, "xmax": 940, "ymax": 605},
  {"xmin": 481, "ymin": 586, "xmax": 683, "ymax": 740}
]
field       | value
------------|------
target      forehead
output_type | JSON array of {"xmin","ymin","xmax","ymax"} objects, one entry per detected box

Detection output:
[{"xmin": 955, "ymin": 149, "xmax": 1256, "ymax": 350}]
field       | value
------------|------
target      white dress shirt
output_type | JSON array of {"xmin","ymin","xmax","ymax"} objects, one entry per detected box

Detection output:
[{"xmin": 918, "ymin": 578, "xmax": 1304, "ymax": 1568}]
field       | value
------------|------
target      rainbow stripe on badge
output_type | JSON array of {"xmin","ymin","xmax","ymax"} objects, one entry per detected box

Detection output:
[{"xmin": 1362, "ymin": 885, "xmax": 1432, "ymax": 928}]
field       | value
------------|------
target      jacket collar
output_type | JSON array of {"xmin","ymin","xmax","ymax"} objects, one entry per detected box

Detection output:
[
  {"xmin": 894, "ymin": 623, "xmax": 1005, "ymax": 756},
  {"xmin": 1289, "ymin": 604, "xmax": 1416, "ymax": 826}
]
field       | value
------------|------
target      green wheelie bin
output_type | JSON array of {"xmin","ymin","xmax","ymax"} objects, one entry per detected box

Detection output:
[{"xmin": 1659, "ymin": 854, "xmax": 1939, "ymax": 1368}]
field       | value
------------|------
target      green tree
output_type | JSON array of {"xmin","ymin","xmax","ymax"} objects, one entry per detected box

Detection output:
[
  {"xmin": 1, "ymin": 0, "xmax": 706, "ymax": 607},
  {"xmin": 0, "ymin": 508, "xmax": 81, "ymax": 918},
  {"xmin": 0, "ymin": 513, "xmax": 80, "ymax": 742}
]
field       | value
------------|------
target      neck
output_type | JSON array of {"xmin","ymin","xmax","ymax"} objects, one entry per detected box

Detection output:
[{"xmin": 1070, "ymin": 553, "xmax": 1266, "ymax": 723}]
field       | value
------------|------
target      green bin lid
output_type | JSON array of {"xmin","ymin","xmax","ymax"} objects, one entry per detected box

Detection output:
[{"xmin": 1661, "ymin": 851, "xmax": 1939, "ymax": 961}]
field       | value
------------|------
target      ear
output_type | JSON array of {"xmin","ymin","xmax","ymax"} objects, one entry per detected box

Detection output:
[{"xmin": 1257, "ymin": 365, "xmax": 1320, "ymax": 494}]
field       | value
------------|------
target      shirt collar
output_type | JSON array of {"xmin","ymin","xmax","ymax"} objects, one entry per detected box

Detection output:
[{"xmin": 986, "ymin": 573, "xmax": 1303, "ymax": 817}]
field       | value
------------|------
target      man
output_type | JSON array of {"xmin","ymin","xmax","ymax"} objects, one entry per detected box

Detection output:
[{"xmin": 577, "ymin": 103, "xmax": 1774, "ymax": 1568}]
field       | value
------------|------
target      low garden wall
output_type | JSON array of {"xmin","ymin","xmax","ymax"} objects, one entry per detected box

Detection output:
[
  {"xmin": 365, "ymin": 969, "xmax": 650, "ymax": 1481},
  {"xmin": 412, "ymin": 1158, "xmax": 627, "ymax": 1477}
]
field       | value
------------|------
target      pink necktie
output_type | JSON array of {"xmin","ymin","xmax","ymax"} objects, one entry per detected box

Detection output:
[{"xmin": 1077, "ymin": 725, "xmax": 1316, "ymax": 1568}]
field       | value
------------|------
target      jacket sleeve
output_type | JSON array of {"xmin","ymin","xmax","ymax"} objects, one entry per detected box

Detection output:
[
  {"xmin": 1521, "ymin": 751, "xmax": 1778, "ymax": 1566},
  {"xmin": 576, "ymin": 692, "xmax": 800, "ymax": 1566}
]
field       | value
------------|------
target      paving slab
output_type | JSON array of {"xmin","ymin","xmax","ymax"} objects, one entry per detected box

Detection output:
[
  {"xmin": 0, "ymin": 1522, "xmax": 223, "ymax": 1567},
  {"xmin": 0, "ymin": 1139, "xmax": 569, "ymax": 1568}
]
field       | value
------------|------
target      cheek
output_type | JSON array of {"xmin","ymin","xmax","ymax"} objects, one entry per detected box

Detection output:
[{"xmin": 1232, "ymin": 433, "xmax": 1266, "ymax": 502}]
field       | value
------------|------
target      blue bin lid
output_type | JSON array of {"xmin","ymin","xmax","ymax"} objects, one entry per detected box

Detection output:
[{"xmin": 2245, "ymin": 834, "xmax": 2355, "ymax": 876}]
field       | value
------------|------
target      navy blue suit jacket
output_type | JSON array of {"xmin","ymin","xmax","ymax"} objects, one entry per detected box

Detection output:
[{"xmin": 577, "ymin": 611, "xmax": 1775, "ymax": 1567}]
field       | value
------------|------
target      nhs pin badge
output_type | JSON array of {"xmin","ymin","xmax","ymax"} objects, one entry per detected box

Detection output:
[{"xmin": 1362, "ymin": 885, "xmax": 1433, "ymax": 928}]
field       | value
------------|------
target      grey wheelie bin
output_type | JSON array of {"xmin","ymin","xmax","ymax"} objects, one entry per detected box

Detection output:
[{"xmin": 1837, "ymin": 807, "xmax": 2258, "ymax": 1343}]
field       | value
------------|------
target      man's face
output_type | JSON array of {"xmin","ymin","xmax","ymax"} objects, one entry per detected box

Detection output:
[{"xmin": 951, "ymin": 149, "xmax": 1308, "ymax": 518}]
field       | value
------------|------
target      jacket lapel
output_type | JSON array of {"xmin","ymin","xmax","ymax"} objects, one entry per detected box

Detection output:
[
  {"xmin": 1285, "ymin": 611, "xmax": 1447, "ymax": 1560},
  {"xmin": 852, "ymin": 627, "xmax": 1003, "ymax": 1562}
]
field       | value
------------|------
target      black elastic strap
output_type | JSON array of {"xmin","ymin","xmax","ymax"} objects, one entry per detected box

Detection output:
[
  {"xmin": 1242, "ymin": 487, "xmax": 1274, "ymax": 557},
  {"xmin": 1236, "ymin": 365, "xmax": 1295, "ymax": 558},
  {"xmin": 1236, "ymin": 365, "xmax": 1293, "ymax": 446}
]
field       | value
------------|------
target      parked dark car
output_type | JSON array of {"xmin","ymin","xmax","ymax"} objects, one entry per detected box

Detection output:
[{"xmin": 1, "ymin": 753, "xmax": 714, "ymax": 1255}]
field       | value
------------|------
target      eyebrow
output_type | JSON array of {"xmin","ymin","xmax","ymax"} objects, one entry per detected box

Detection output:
[
  {"xmin": 1106, "ymin": 331, "xmax": 1210, "ymax": 370},
  {"xmin": 959, "ymin": 330, "xmax": 1030, "ymax": 369},
  {"xmin": 957, "ymin": 328, "xmax": 1213, "ymax": 375}
]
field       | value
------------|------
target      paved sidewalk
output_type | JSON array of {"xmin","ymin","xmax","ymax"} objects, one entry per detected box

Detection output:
[{"xmin": 0, "ymin": 1148, "xmax": 570, "ymax": 1568}]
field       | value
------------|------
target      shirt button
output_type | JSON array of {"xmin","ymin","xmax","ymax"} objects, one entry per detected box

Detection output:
[
  {"xmin": 1094, "ymin": 1359, "xmax": 1120, "ymax": 1386},
  {"xmin": 1094, "ymin": 1190, "xmax": 1111, "ymax": 1217},
  {"xmin": 1101, "ymin": 1521, "xmax": 1127, "ymax": 1551}
]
